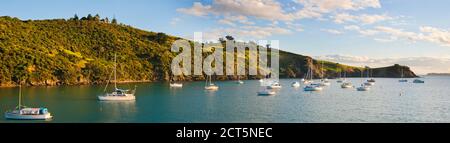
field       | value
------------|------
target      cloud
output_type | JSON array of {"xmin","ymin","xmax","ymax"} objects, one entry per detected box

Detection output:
[
  {"xmin": 200, "ymin": 25, "xmax": 293, "ymax": 41},
  {"xmin": 374, "ymin": 26, "xmax": 450, "ymax": 46},
  {"xmin": 333, "ymin": 13, "xmax": 392, "ymax": 24},
  {"xmin": 176, "ymin": 2, "xmax": 212, "ymax": 17},
  {"xmin": 295, "ymin": 0, "xmax": 381, "ymax": 13},
  {"xmin": 315, "ymin": 54, "xmax": 450, "ymax": 74},
  {"xmin": 218, "ymin": 15, "xmax": 254, "ymax": 26},
  {"xmin": 177, "ymin": 0, "xmax": 295, "ymax": 21},
  {"xmin": 170, "ymin": 17, "xmax": 181, "ymax": 26},
  {"xmin": 344, "ymin": 25, "xmax": 379, "ymax": 36},
  {"xmin": 321, "ymin": 29, "xmax": 343, "ymax": 35}
]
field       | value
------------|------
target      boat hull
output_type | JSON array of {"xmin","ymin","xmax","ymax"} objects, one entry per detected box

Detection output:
[
  {"xmin": 98, "ymin": 94, "xmax": 135, "ymax": 101},
  {"xmin": 205, "ymin": 86, "xmax": 219, "ymax": 90},
  {"xmin": 357, "ymin": 87, "xmax": 370, "ymax": 91},
  {"xmin": 4, "ymin": 112, "xmax": 52, "ymax": 120},
  {"xmin": 170, "ymin": 83, "xmax": 183, "ymax": 88},
  {"xmin": 257, "ymin": 90, "xmax": 276, "ymax": 95}
]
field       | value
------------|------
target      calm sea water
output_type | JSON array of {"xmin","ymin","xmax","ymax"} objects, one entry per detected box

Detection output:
[{"xmin": 0, "ymin": 76, "xmax": 449, "ymax": 123}]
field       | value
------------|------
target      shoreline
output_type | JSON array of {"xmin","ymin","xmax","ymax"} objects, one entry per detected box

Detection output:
[{"xmin": 0, "ymin": 77, "xmax": 422, "ymax": 88}]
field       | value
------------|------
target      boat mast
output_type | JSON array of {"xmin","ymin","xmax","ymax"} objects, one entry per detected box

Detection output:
[
  {"xmin": 18, "ymin": 83, "xmax": 22, "ymax": 109},
  {"xmin": 114, "ymin": 53, "xmax": 117, "ymax": 90}
]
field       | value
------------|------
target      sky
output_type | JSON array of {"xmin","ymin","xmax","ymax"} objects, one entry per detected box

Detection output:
[{"xmin": 1, "ymin": 0, "xmax": 450, "ymax": 74}]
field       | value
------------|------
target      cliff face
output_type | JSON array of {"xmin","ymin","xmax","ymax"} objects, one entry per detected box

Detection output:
[{"xmin": 0, "ymin": 16, "xmax": 417, "ymax": 86}]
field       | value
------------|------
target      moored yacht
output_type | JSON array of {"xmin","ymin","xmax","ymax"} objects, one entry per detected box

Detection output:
[
  {"xmin": 205, "ymin": 75, "xmax": 219, "ymax": 90},
  {"xmin": 169, "ymin": 82, "xmax": 183, "ymax": 88},
  {"xmin": 413, "ymin": 79, "xmax": 425, "ymax": 83},
  {"xmin": 267, "ymin": 81, "xmax": 282, "ymax": 89},
  {"xmin": 341, "ymin": 82, "xmax": 353, "ymax": 88},
  {"xmin": 357, "ymin": 84, "xmax": 371, "ymax": 91},
  {"xmin": 304, "ymin": 84, "xmax": 323, "ymax": 91},
  {"xmin": 291, "ymin": 81, "xmax": 301, "ymax": 87},
  {"xmin": 5, "ymin": 84, "xmax": 52, "ymax": 120},
  {"xmin": 98, "ymin": 54, "xmax": 136, "ymax": 101}
]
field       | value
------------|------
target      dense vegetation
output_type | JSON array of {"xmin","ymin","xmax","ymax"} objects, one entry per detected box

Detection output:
[{"xmin": 0, "ymin": 15, "xmax": 417, "ymax": 87}]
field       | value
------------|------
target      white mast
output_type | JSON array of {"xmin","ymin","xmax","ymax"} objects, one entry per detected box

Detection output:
[
  {"xmin": 18, "ymin": 83, "xmax": 22, "ymax": 109},
  {"xmin": 114, "ymin": 53, "xmax": 117, "ymax": 90}
]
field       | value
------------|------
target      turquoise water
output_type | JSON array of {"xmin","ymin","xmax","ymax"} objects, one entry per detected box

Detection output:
[{"xmin": 0, "ymin": 76, "xmax": 449, "ymax": 123}]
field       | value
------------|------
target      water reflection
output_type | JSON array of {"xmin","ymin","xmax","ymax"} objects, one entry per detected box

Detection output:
[{"xmin": 98, "ymin": 101, "xmax": 137, "ymax": 122}]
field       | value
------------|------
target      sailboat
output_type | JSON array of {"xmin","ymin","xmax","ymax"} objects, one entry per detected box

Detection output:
[
  {"xmin": 304, "ymin": 66, "xmax": 323, "ymax": 91},
  {"xmin": 357, "ymin": 84, "xmax": 371, "ymax": 91},
  {"xmin": 340, "ymin": 71, "xmax": 353, "ymax": 88},
  {"xmin": 291, "ymin": 81, "xmax": 301, "ymax": 87},
  {"xmin": 366, "ymin": 68, "xmax": 376, "ymax": 84},
  {"xmin": 169, "ymin": 82, "xmax": 183, "ymax": 88},
  {"xmin": 336, "ymin": 71, "xmax": 344, "ymax": 83},
  {"xmin": 319, "ymin": 61, "xmax": 331, "ymax": 86},
  {"xmin": 236, "ymin": 75, "xmax": 244, "ymax": 84},
  {"xmin": 169, "ymin": 77, "xmax": 183, "ymax": 88},
  {"xmin": 205, "ymin": 75, "xmax": 219, "ymax": 90},
  {"xmin": 364, "ymin": 68, "xmax": 375, "ymax": 86},
  {"xmin": 303, "ymin": 67, "xmax": 313, "ymax": 84},
  {"xmin": 5, "ymin": 84, "xmax": 52, "ymax": 120},
  {"xmin": 257, "ymin": 88, "xmax": 276, "ymax": 95},
  {"xmin": 98, "ymin": 54, "xmax": 136, "ymax": 101},
  {"xmin": 357, "ymin": 68, "xmax": 371, "ymax": 91},
  {"xmin": 399, "ymin": 68, "xmax": 408, "ymax": 82}
]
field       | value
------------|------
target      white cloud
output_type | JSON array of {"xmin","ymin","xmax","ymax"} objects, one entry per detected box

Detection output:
[
  {"xmin": 170, "ymin": 17, "xmax": 181, "ymax": 26},
  {"xmin": 177, "ymin": 0, "xmax": 295, "ymax": 21},
  {"xmin": 200, "ymin": 25, "xmax": 293, "ymax": 41},
  {"xmin": 321, "ymin": 29, "xmax": 343, "ymax": 35},
  {"xmin": 374, "ymin": 26, "xmax": 450, "ymax": 46},
  {"xmin": 296, "ymin": 0, "xmax": 381, "ymax": 13},
  {"xmin": 333, "ymin": 13, "xmax": 392, "ymax": 24},
  {"xmin": 218, "ymin": 15, "xmax": 254, "ymax": 26},
  {"xmin": 315, "ymin": 54, "xmax": 450, "ymax": 74},
  {"xmin": 176, "ymin": 2, "xmax": 212, "ymax": 17},
  {"xmin": 344, "ymin": 25, "xmax": 378, "ymax": 36}
]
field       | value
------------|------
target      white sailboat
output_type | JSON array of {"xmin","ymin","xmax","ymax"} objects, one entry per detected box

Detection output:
[
  {"xmin": 341, "ymin": 82, "xmax": 353, "ymax": 88},
  {"xmin": 257, "ymin": 88, "xmax": 276, "ymax": 95},
  {"xmin": 236, "ymin": 75, "xmax": 244, "ymax": 84},
  {"xmin": 303, "ymin": 67, "xmax": 313, "ymax": 84},
  {"xmin": 357, "ymin": 68, "xmax": 371, "ymax": 91},
  {"xmin": 357, "ymin": 84, "xmax": 371, "ymax": 91},
  {"xmin": 267, "ymin": 81, "xmax": 282, "ymax": 89},
  {"xmin": 98, "ymin": 54, "xmax": 136, "ymax": 101},
  {"xmin": 364, "ymin": 68, "xmax": 375, "ymax": 86},
  {"xmin": 169, "ymin": 76, "xmax": 183, "ymax": 88},
  {"xmin": 5, "ymin": 84, "xmax": 53, "ymax": 120},
  {"xmin": 399, "ymin": 68, "xmax": 408, "ymax": 82},
  {"xmin": 366, "ymin": 68, "xmax": 376, "ymax": 85},
  {"xmin": 336, "ymin": 71, "xmax": 344, "ymax": 83},
  {"xmin": 319, "ymin": 61, "xmax": 331, "ymax": 86},
  {"xmin": 304, "ymin": 66, "xmax": 322, "ymax": 91},
  {"xmin": 169, "ymin": 82, "xmax": 183, "ymax": 88},
  {"xmin": 291, "ymin": 81, "xmax": 301, "ymax": 87},
  {"xmin": 205, "ymin": 75, "xmax": 219, "ymax": 90}
]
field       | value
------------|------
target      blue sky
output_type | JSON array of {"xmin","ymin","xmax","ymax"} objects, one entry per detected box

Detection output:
[{"xmin": 1, "ymin": 0, "xmax": 450, "ymax": 74}]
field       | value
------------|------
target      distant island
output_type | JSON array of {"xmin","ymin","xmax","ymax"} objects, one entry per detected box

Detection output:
[
  {"xmin": 0, "ymin": 15, "xmax": 417, "ymax": 87},
  {"xmin": 427, "ymin": 73, "xmax": 450, "ymax": 76}
]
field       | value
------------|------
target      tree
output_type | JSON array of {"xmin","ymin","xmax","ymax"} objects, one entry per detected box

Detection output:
[
  {"xmin": 87, "ymin": 14, "xmax": 93, "ymax": 20},
  {"xmin": 94, "ymin": 14, "xmax": 100, "ymax": 21},
  {"xmin": 73, "ymin": 14, "xmax": 79, "ymax": 21},
  {"xmin": 111, "ymin": 18, "xmax": 117, "ymax": 24},
  {"xmin": 225, "ymin": 35, "xmax": 234, "ymax": 41}
]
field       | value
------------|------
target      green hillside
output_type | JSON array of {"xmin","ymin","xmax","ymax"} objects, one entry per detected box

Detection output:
[{"xmin": 0, "ymin": 15, "xmax": 417, "ymax": 87}]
